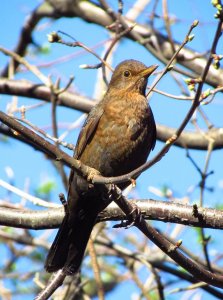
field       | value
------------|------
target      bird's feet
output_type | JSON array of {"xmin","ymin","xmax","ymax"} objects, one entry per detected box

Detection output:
[{"xmin": 113, "ymin": 203, "xmax": 142, "ymax": 229}]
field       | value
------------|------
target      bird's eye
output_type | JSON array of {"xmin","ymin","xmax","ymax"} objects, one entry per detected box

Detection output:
[{"xmin": 123, "ymin": 70, "xmax": 131, "ymax": 77}]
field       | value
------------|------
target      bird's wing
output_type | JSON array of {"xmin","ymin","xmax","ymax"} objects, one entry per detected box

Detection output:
[
  {"xmin": 150, "ymin": 110, "xmax": 156, "ymax": 151},
  {"xmin": 75, "ymin": 106, "xmax": 104, "ymax": 159}
]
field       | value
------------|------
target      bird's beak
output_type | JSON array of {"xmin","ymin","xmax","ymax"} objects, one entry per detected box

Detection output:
[{"xmin": 139, "ymin": 65, "xmax": 158, "ymax": 78}]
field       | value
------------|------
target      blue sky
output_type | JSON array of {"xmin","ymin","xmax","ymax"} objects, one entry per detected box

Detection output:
[{"xmin": 1, "ymin": 1, "xmax": 223, "ymax": 299}]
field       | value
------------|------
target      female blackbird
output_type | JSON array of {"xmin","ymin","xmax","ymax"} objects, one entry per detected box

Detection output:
[{"xmin": 45, "ymin": 59, "xmax": 157, "ymax": 275}]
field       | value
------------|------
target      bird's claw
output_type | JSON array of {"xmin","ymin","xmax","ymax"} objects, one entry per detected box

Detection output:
[
  {"xmin": 126, "ymin": 204, "xmax": 142, "ymax": 228},
  {"xmin": 113, "ymin": 203, "xmax": 142, "ymax": 229},
  {"xmin": 113, "ymin": 220, "xmax": 127, "ymax": 228}
]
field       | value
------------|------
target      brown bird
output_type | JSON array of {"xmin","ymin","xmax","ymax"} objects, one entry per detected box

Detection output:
[{"xmin": 45, "ymin": 59, "xmax": 157, "ymax": 275}]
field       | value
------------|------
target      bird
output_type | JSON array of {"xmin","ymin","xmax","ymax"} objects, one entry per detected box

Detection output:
[{"xmin": 45, "ymin": 59, "xmax": 157, "ymax": 275}]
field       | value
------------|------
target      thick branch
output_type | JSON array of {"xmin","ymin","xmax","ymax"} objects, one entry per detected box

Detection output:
[
  {"xmin": 72, "ymin": 1, "xmax": 223, "ymax": 88},
  {"xmin": 111, "ymin": 186, "xmax": 223, "ymax": 288},
  {"xmin": 0, "ymin": 200, "xmax": 223, "ymax": 230},
  {"xmin": 157, "ymin": 124, "xmax": 223, "ymax": 150},
  {"xmin": 1, "ymin": 79, "xmax": 222, "ymax": 150},
  {"xmin": 46, "ymin": 1, "xmax": 223, "ymax": 87},
  {"xmin": 2, "ymin": 0, "xmax": 223, "ymax": 88},
  {"xmin": 0, "ymin": 78, "xmax": 93, "ymax": 112}
]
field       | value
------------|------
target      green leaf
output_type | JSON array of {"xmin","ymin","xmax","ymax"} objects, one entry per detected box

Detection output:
[{"xmin": 35, "ymin": 180, "xmax": 56, "ymax": 198}]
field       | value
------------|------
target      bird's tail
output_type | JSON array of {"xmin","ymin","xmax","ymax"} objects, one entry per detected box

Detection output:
[{"xmin": 45, "ymin": 210, "xmax": 97, "ymax": 275}]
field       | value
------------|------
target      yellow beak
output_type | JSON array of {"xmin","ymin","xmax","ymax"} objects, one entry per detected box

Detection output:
[{"xmin": 139, "ymin": 65, "xmax": 158, "ymax": 78}]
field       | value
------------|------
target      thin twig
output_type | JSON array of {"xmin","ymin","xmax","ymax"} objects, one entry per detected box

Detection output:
[
  {"xmin": 0, "ymin": 179, "xmax": 59, "ymax": 208},
  {"xmin": 92, "ymin": 20, "xmax": 202, "ymax": 185},
  {"xmin": 199, "ymin": 140, "xmax": 215, "ymax": 271},
  {"xmin": 48, "ymin": 31, "xmax": 113, "ymax": 72},
  {"xmin": 35, "ymin": 270, "xmax": 66, "ymax": 300},
  {"xmin": 0, "ymin": 46, "xmax": 50, "ymax": 87},
  {"xmin": 110, "ymin": 185, "xmax": 223, "ymax": 288},
  {"xmin": 50, "ymin": 80, "xmax": 68, "ymax": 188},
  {"xmin": 88, "ymin": 238, "xmax": 105, "ymax": 300}
]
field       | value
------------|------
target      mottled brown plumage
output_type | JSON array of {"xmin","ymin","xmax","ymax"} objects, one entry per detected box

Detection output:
[{"xmin": 45, "ymin": 59, "xmax": 157, "ymax": 275}]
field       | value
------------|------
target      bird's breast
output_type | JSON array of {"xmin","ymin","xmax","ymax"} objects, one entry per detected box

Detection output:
[{"xmin": 80, "ymin": 94, "xmax": 155, "ymax": 177}]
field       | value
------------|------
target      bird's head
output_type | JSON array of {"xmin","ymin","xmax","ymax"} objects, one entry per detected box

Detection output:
[{"xmin": 108, "ymin": 59, "xmax": 158, "ymax": 95}]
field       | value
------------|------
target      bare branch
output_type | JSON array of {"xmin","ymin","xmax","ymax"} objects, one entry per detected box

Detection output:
[
  {"xmin": 2, "ymin": 1, "xmax": 223, "ymax": 88},
  {"xmin": 1, "ymin": 199, "xmax": 223, "ymax": 230},
  {"xmin": 111, "ymin": 185, "xmax": 223, "ymax": 288},
  {"xmin": 1, "ymin": 79, "xmax": 222, "ymax": 151}
]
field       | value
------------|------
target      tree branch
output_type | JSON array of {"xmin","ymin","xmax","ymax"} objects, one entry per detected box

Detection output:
[
  {"xmin": 1, "ymin": 79, "xmax": 222, "ymax": 150},
  {"xmin": 2, "ymin": 0, "xmax": 223, "ymax": 88},
  {"xmin": 1, "ymin": 200, "xmax": 223, "ymax": 230},
  {"xmin": 111, "ymin": 185, "xmax": 223, "ymax": 288}
]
